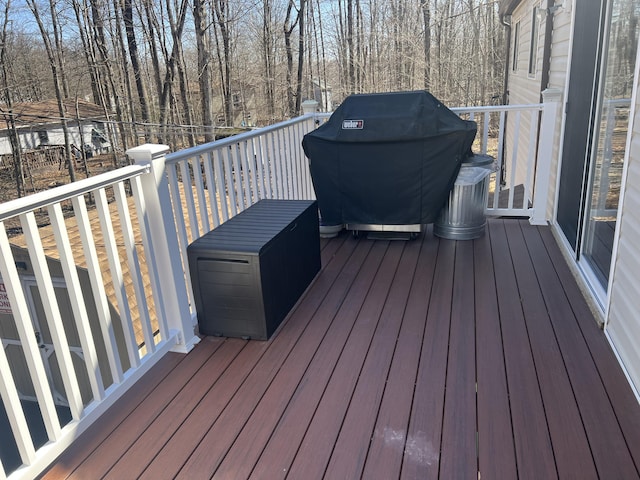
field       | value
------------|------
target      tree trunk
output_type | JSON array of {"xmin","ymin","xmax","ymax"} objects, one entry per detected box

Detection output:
[
  {"xmin": 0, "ymin": 0, "xmax": 24, "ymax": 197},
  {"xmin": 295, "ymin": 0, "xmax": 306, "ymax": 114},
  {"xmin": 213, "ymin": 0, "xmax": 233, "ymax": 125},
  {"xmin": 284, "ymin": 1, "xmax": 296, "ymax": 116},
  {"xmin": 421, "ymin": 1, "xmax": 430, "ymax": 90},
  {"xmin": 156, "ymin": 0, "xmax": 188, "ymax": 139},
  {"xmin": 262, "ymin": 0, "xmax": 276, "ymax": 121},
  {"xmin": 123, "ymin": 0, "xmax": 151, "ymax": 133},
  {"xmin": 194, "ymin": 0, "xmax": 215, "ymax": 141}
]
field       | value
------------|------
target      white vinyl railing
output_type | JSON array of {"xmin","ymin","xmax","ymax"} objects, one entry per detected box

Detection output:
[
  {"xmin": 0, "ymin": 163, "xmax": 199, "ymax": 479},
  {"xmin": 451, "ymin": 88, "xmax": 561, "ymax": 223},
  {"xmin": 151, "ymin": 114, "xmax": 325, "ymax": 315},
  {"xmin": 158, "ymin": 94, "xmax": 560, "ymax": 259},
  {"xmin": 0, "ymin": 93, "xmax": 560, "ymax": 479}
]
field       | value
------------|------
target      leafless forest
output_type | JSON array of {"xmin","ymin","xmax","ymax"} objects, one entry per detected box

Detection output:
[{"xmin": 0, "ymin": 0, "xmax": 505, "ymax": 162}]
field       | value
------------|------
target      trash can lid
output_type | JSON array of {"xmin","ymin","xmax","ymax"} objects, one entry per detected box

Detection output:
[
  {"xmin": 463, "ymin": 153, "xmax": 494, "ymax": 167},
  {"xmin": 455, "ymin": 166, "xmax": 491, "ymax": 185}
]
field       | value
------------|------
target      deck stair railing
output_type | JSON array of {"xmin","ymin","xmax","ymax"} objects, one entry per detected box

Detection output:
[{"xmin": 0, "ymin": 90, "xmax": 560, "ymax": 480}]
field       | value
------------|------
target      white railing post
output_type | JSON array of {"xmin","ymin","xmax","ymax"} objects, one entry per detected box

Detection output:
[
  {"xmin": 126, "ymin": 144, "xmax": 200, "ymax": 354},
  {"xmin": 301, "ymin": 99, "xmax": 319, "ymax": 114},
  {"xmin": 530, "ymin": 88, "xmax": 562, "ymax": 225}
]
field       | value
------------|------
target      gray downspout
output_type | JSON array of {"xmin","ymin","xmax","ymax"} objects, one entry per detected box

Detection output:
[
  {"xmin": 501, "ymin": 14, "xmax": 512, "ymax": 105},
  {"xmin": 500, "ymin": 13, "xmax": 512, "ymax": 189}
]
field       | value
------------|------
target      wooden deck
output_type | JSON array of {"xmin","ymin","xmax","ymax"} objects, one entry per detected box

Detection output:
[{"xmin": 39, "ymin": 219, "xmax": 640, "ymax": 480}]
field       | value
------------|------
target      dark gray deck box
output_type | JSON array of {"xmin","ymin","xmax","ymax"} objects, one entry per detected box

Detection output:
[{"xmin": 187, "ymin": 199, "xmax": 320, "ymax": 340}]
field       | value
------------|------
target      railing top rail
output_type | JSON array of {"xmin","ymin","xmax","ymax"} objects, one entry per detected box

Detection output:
[
  {"xmin": 165, "ymin": 113, "xmax": 318, "ymax": 165},
  {"xmin": 0, "ymin": 164, "xmax": 149, "ymax": 221},
  {"xmin": 451, "ymin": 103, "xmax": 543, "ymax": 114}
]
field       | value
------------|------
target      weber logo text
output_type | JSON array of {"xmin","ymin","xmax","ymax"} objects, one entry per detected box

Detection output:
[{"xmin": 342, "ymin": 120, "xmax": 364, "ymax": 130}]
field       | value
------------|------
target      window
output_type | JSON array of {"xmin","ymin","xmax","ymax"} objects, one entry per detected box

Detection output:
[
  {"xmin": 37, "ymin": 130, "xmax": 49, "ymax": 145},
  {"xmin": 512, "ymin": 21, "xmax": 521, "ymax": 72},
  {"xmin": 528, "ymin": 8, "xmax": 540, "ymax": 76}
]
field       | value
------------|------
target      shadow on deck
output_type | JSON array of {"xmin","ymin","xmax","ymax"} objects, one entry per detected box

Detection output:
[{"xmin": 39, "ymin": 219, "xmax": 640, "ymax": 479}]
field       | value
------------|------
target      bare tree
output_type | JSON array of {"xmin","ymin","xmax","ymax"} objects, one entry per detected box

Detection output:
[
  {"xmin": 26, "ymin": 0, "xmax": 76, "ymax": 182},
  {"xmin": 0, "ymin": 0, "xmax": 25, "ymax": 197},
  {"xmin": 211, "ymin": 0, "xmax": 233, "ymax": 125},
  {"xmin": 284, "ymin": 0, "xmax": 306, "ymax": 116},
  {"xmin": 123, "ymin": 0, "xmax": 150, "ymax": 134},
  {"xmin": 262, "ymin": 0, "xmax": 276, "ymax": 121},
  {"xmin": 193, "ymin": 0, "xmax": 214, "ymax": 141}
]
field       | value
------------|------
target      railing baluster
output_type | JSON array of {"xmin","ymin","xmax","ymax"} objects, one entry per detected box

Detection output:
[
  {"xmin": 508, "ymin": 111, "xmax": 522, "ymax": 209},
  {"xmin": 21, "ymin": 211, "xmax": 84, "ymax": 420},
  {"xmin": 231, "ymin": 143, "xmax": 245, "ymax": 211},
  {"xmin": 288, "ymin": 126, "xmax": 300, "ymax": 200},
  {"xmin": 0, "ymin": 312, "xmax": 37, "ymax": 466},
  {"xmin": 282, "ymin": 128, "xmax": 294, "ymax": 199},
  {"xmin": 254, "ymin": 136, "xmax": 267, "ymax": 200},
  {"xmin": 94, "ymin": 188, "xmax": 140, "ymax": 369},
  {"xmin": 223, "ymin": 146, "xmax": 238, "ymax": 216},
  {"xmin": 245, "ymin": 139, "xmax": 259, "ymax": 205},
  {"xmin": 239, "ymin": 140, "xmax": 253, "ymax": 207},
  {"xmin": 215, "ymin": 149, "xmax": 230, "ymax": 222},
  {"xmin": 493, "ymin": 110, "xmax": 507, "ymax": 210},
  {"xmin": 179, "ymin": 159, "xmax": 200, "ymax": 240},
  {"xmin": 0, "ymin": 224, "xmax": 62, "ymax": 441},
  {"xmin": 192, "ymin": 154, "xmax": 210, "ymax": 234},
  {"xmin": 166, "ymin": 164, "xmax": 191, "ymax": 256},
  {"xmin": 72, "ymin": 195, "xmax": 124, "ymax": 383},
  {"xmin": 524, "ymin": 110, "xmax": 540, "ymax": 209},
  {"xmin": 129, "ymin": 176, "xmax": 173, "ymax": 336},
  {"xmin": 268, "ymin": 131, "xmax": 280, "ymax": 198},
  {"xmin": 113, "ymin": 183, "xmax": 155, "ymax": 354},
  {"xmin": 203, "ymin": 151, "xmax": 221, "ymax": 228},
  {"xmin": 294, "ymin": 121, "xmax": 305, "ymax": 199},
  {"xmin": 266, "ymin": 131, "xmax": 277, "ymax": 198},
  {"xmin": 48, "ymin": 203, "xmax": 105, "ymax": 401},
  {"xmin": 483, "ymin": 111, "xmax": 490, "ymax": 155}
]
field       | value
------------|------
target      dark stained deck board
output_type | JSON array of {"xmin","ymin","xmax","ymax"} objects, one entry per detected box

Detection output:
[
  {"xmin": 38, "ymin": 351, "xmax": 186, "ymax": 479},
  {"xmin": 520, "ymin": 220, "xmax": 640, "ymax": 478},
  {"xmin": 245, "ymin": 239, "xmax": 381, "ymax": 480},
  {"xmin": 400, "ymin": 239, "xmax": 455, "ymax": 480},
  {"xmin": 322, "ymin": 237, "xmax": 422, "ymax": 479},
  {"xmin": 503, "ymin": 220, "xmax": 598, "ymax": 479},
  {"xmin": 212, "ymin": 239, "xmax": 379, "ymax": 479},
  {"xmin": 490, "ymin": 220, "xmax": 558, "ymax": 479},
  {"xmin": 38, "ymin": 219, "xmax": 640, "ymax": 480},
  {"xmin": 284, "ymin": 241, "xmax": 404, "ymax": 480},
  {"xmin": 148, "ymin": 233, "xmax": 364, "ymax": 479},
  {"xmin": 359, "ymin": 229, "xmax": 439, "ymax": 480},
  {"xmin": 538, "ymin": 225, "xmax": 640, "ymax": 471},
  {"xmin": 474, "ymin": 222, "xmax": 518, "ymax": 479},
  {"xmin": 439, "ymin": 240, "xmax": 477, "ymax": 479},
  {"xmin": 100, "ymin": 338, "xmax": 250, "ymax": 479},
  {"xmin": 65, "ymin": 336, "xmax": 228, "ymax": 480}
]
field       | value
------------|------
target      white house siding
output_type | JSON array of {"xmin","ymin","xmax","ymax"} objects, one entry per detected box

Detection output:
[
  {"xmin": 544, "ymin": 6, "xmax": 573, "ymax": 220},
  {"xmin": 505, "ymin": 1, "xmax": 544, "ymax": 201},
  {"xmin": 17, "ymin": 124, "xmax": 91, "ymax": 152},
  {"xmin": 606, "ymin": 75, "xmax": 640, "ymax": 394},
  {"xmin": 0, "ymin": 122, "xmax": 110, "ymax": 156}
]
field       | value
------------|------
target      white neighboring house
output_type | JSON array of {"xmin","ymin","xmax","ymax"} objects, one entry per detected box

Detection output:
[
  {"xmin": 501, "ymin": 0, "xmax": 640, "ymax": 396},
  {"xmin": 0, "ymin": 99, "xmax": 112, "ymax": 158}
]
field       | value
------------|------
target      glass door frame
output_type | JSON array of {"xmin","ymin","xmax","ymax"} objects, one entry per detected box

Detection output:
[{"xmin": 577, "ymin": 0, "xmax": 640, "ymax": 314}]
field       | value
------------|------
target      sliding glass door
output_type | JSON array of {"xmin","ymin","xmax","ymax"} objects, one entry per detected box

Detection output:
[{"xmin": 581, "ymin": 0, "xmax": 640, "ymax": 292}]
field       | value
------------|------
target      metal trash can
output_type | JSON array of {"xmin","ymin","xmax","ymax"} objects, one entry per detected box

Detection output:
[{"xmin": 434, "ymin": 154, "xmax": 493, "ymax": 240}]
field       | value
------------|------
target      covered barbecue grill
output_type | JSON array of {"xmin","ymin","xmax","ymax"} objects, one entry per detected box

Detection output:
[{"xmin": 302, "ymin": 90, "xmax": 477, "ymax": 234}]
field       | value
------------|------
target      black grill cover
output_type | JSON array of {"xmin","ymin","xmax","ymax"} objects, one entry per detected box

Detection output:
[{"xmin": 302, "ymin": 91, "xmax": 477, "ymax": 226}]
